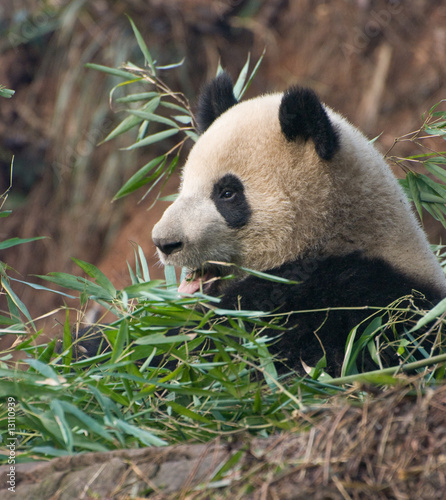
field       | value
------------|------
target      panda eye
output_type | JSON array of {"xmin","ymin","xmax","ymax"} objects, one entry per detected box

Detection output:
[{"xmin": 220, "ymin": 189, "xmax": 235, "ymax": 200}]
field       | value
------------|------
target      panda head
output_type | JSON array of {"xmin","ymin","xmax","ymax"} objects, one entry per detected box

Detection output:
[{"xmin": 152, "ymin": 72, "xmax": 446, "ymax": 295}]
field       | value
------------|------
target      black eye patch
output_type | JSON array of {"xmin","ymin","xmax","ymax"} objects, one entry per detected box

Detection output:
[{"xmin": 211, "ymin": 174, "xmax": 252, "ymax": 229}]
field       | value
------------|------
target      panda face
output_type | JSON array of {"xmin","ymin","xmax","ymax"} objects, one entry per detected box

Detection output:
[
  {"xmin": 152, "ymin": 72, "xmax": 446, "ymax": 296},
  {"xmin": 152, "ymin": 88, "xmax": 333, "ymax": 292}
]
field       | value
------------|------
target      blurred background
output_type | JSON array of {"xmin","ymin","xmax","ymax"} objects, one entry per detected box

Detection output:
[{"xmin": 1, "ymin": 0, "xmax": 446, "ymax": 334}]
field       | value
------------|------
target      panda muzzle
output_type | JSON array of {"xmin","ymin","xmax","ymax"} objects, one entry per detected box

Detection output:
[{"xmin": 178, "ymin": 270, "xmax": 215, "ymax": 294}]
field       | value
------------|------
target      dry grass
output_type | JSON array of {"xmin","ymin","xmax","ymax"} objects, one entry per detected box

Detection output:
[{"xmin": 188, "ymin": 381, "xmax": 446, "ymax": 500}]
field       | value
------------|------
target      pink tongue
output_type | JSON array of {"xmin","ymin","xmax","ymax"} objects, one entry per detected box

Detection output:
[{"xmin": 178, "ymin": 272, "xmax": 212, "ymax": 294}]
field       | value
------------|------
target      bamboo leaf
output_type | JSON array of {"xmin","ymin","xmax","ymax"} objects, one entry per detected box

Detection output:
[
  {"xmin": 62, "ymin": 309, "xmax": 72, "ymax": 370},
  {"xmin": 26, "ymin": 359, "xmax": 62, "ymax": 384},
  {"xmin": 126, "ymin": 16, "xmax": 156, "ymax": 74},
  {"xmin": 0, "ymin": 87, "xmax": 15, "ymax": 98},
  {"xmin": 110, "ymin": 321, "xmax": 128, "ymax": 364},
  {"xmin": 38, "ymin": 272, "xmax": 113, "ymax": 300},
  {"xmin": 167, "ymin": 401, "xmax": 213, "ymax": 424},
  {"xmin": 137, "ymin": 244, "xmax": 151, "ymax": 282},
  {"xmin": 0, "ymin": 236, "xmax": 46, "ymax": 251},
  {"xmin": 233, "ymin": 53, "xmax": 251, "ymax": 100},
  {"xmin": 85, "ymin": 63, "xmax": 140, "ymax": 81},
  {"xmin": 50, "ymin": 400, "xmax": 73, "ymax": 452},
  {"xmin": 135, "ymin": 334, "xmax": 192, "ymax": 345},
  {"xmin": 425, "ymin": 161, "xmax": 446, "ymax": 185},
  {"xmin": 57, "ymin": 400, "xmax": 115, "ymax": 442},
  {"xmin": 410, "ymin": 297, "xmax": 446, "ymax": 332},
  {"xmin": 116, "ymin": 92, "xmax": 159, "ymax": 103},
  {"xmin": 8, "ymin": 277, "xmax": 76, "ymax": 299},
  {"xmin": 114, "ymin": 156, "xmax": 166, "ymax": 200},
  {"xmin": 1, "ymin": 278, "xmax": 34, "ymax": 326},
  {"xmin": 114, "ymin": 419, "xmax": 167, "ymax": 446},
  {"xmin": 239, "ymin": 49, "xmax": 265, "ymax": 99},
  {"xmin": 124, "ymin": 128, "xmax": 179, "ymax": 150},
  {"xmin": 100, "ymin": 97, "xmax": 160, "ymax": 144},
  {"xmin": 72, "ymin": 258, "xmax": 116, "ymax": 298},
  {"xmin": 127, "ymin": 110, "xmax": 179, "ymax": 128},
  {"xmin": 164, "ymin": 265, "xmax": 177, "ymax": 289},
  {"xmin": 160, "ymin": 101, "xmax": 188, "ymax": 113}
]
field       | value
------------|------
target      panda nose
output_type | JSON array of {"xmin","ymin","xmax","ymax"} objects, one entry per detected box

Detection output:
[{"xmin": 153, "ymin": 238, "xmax": 184, "ymax": 256}]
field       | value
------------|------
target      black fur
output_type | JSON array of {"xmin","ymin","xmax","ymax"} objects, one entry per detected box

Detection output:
[
  {"xmin": 210, "ymin": 252, "xmax": 443, "ymax": 374},
  {"xmin": 196, "ymin": 72, "xmax": 238, "ymax": 133},
  {"xmin": 74, "ymin": 252, "xmax": 443, "ymax": 376},
  {"xmin": 279, "ymin": 87, "xmax": 339, "ymax": 161},
  {"xmin": 211, "ymin": 174, "xmax": 252, "ymax": 228}
]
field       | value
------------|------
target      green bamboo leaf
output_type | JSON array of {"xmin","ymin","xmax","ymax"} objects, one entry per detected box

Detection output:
[
  {"xmin": 135, "ymin": 334, "xmax": 192, "ymax": 345},
  {"xmin": 428, "ymin": 99, "xmax": 446, "ymax": 115},
  {"xmin": 211, "ymin": 450, "xmax": 244, "ymax": 483},
  {"xmin": 167, "ymin": 400, "xmax": 213, "ymax": 424},
  {"xmin": 0, "ymin": 236, "xmax": 46, "ymax": 251},
  {"xmin": 0, "ymin": 314, "xmax": 16, "ymax": 326},
  {"xmin": 116, "ymin": 92, "xmax": 159, "ymax": 103},
  {"xmin": 38, "ymin": 272, "xmax": 112, "ymax": 299},
  {"xmin": 114, "ymin": 419, "xmax": 167, "ymax": 446},
  {"xmin": 425, "ymin": 161, "xmax": 446, "ymax": 185},
  {"xmin": 72, "ymin": 258, "xmax": 116, "ymax": 298},
  {"xmin": 239, "ymin": 48, "xmax": 265, "ymax": 99},
  {"xmin": 425, "ymin": 126, "xmax": 446, "ymax": 137},
  {"xmin": 410, "ymin": 296, "xmax": 446, "ymax": 332},
  {"xmin": 127, "ymin": 260, "xmax": 139, "ymax": 285},
  {"xmin": 185, "ymin": 130, "xmax": 199, "ymax": 142},
  {"xmin": 114, "ymin": 156, "xmax": 166, "ymax": 200},
  {"xmin": 8, "ymin": 277, "xmax": 76, "ymax": 299},
  {"xmin": 85, "ymin": 63, "xmax": 140, "ymax": 81},
  {"xmin": 426, "ymin": 156, "xmax": 446, "ymax": 164},
  {"xmin": 62, "ymin": 309, "xmax": 72, "ymax": 370},
  {"xmin": 137, "ymin": 244, "xmax": 151, "ymax": 282},
  {"xmin": 26, "ymin": 358, "xmax": 61, "ymax": 384},
  {"xmin": 50, "ymin": 400, "xmax": 73, "ymax": 452},
  {"xmin": 126, "ymin": 16, "xmax": 156, "ymax": 74},
  {"xmin": 341, "ymin": 325, "xmax": 359, "ymax": 377},
  {"xmin": 100, "ymin": 96, "xmax": 160, "ymax": 144},
  {"xmin": 233, "ymin": 53, "xmax": 251, "ymax": 100},
  {"xmin": 1, "ymin": 277, "xmax": 34, "ymax": 326},
  {"xmin": 127, "ymin": 110, "xmax": 179, "ymax": 128},
  {"xmin": 124, "ymin": 128, "xmax": 179, "ymax": 150},
  {"xmin": 419, "ymin": 192, "xmax": 446, "ymax": 203},
  {"xmin": 57, "ymin": 400, "xmax": 115, "ymax": 442},
  {"xmin": 160, "ymin": 101, "xmax": 190, "ymax": 114},
  {"xmin": 239, "ymin": 266, "xmax": 300, "ymax": 284},
  {"xmin": 173, "ymin": 115, "xmax": 192, "ymax": 124},
  {"xmin": 164, "ymin": 265, "xmax": 177, "ymax": 289},
  {"xmin": 0, "ymin": 86, "xmax": 15, "ymax": 98},
  {"xmin": 110, "ymin": 321, "xmax": 128, "ymax": 364},
  {"xmin": 430, "ymin": 204, "xmax": 446, "ymax": 225},
  {"xmin": 156, "ymin": 58, "xmax": 185, "ymax": 70},
  {"xmin": 421, "ymin": 201, "xmax": 445, "ymax": 223},
  {"xmin": 38, "ymin": 338, "xmax": 57, "ymax": 364},
  {"xmin": 100, "ymin": 114, "xmax": 142, "ymax": 145},
  {"xmin": 121, "ymin": 282, "xmax": 163, "ymax": 298}
]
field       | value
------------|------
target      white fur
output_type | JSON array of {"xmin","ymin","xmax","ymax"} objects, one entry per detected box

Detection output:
[{"xmin": 152, "ymin": 93, "xmax": 446, "ymax": 294}]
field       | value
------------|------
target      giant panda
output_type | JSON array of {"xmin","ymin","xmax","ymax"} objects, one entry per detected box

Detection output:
[{"xmin": 151, "ymin": 72, "xmax": 446, "ymax": 374}]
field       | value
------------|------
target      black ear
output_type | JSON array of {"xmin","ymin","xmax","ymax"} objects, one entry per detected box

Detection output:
[
  {"xmin": 279, "ymin": 87, "xmax": 339, "ymax": 161},
  {"xmin": 196, "ymin": 72, "xmax": 238, "ymax": 133}
]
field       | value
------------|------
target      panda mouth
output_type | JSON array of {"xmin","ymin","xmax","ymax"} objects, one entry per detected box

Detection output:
[{"xmin": 177, "ymin": 263, "xmax": 230, "ymax": 295}]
